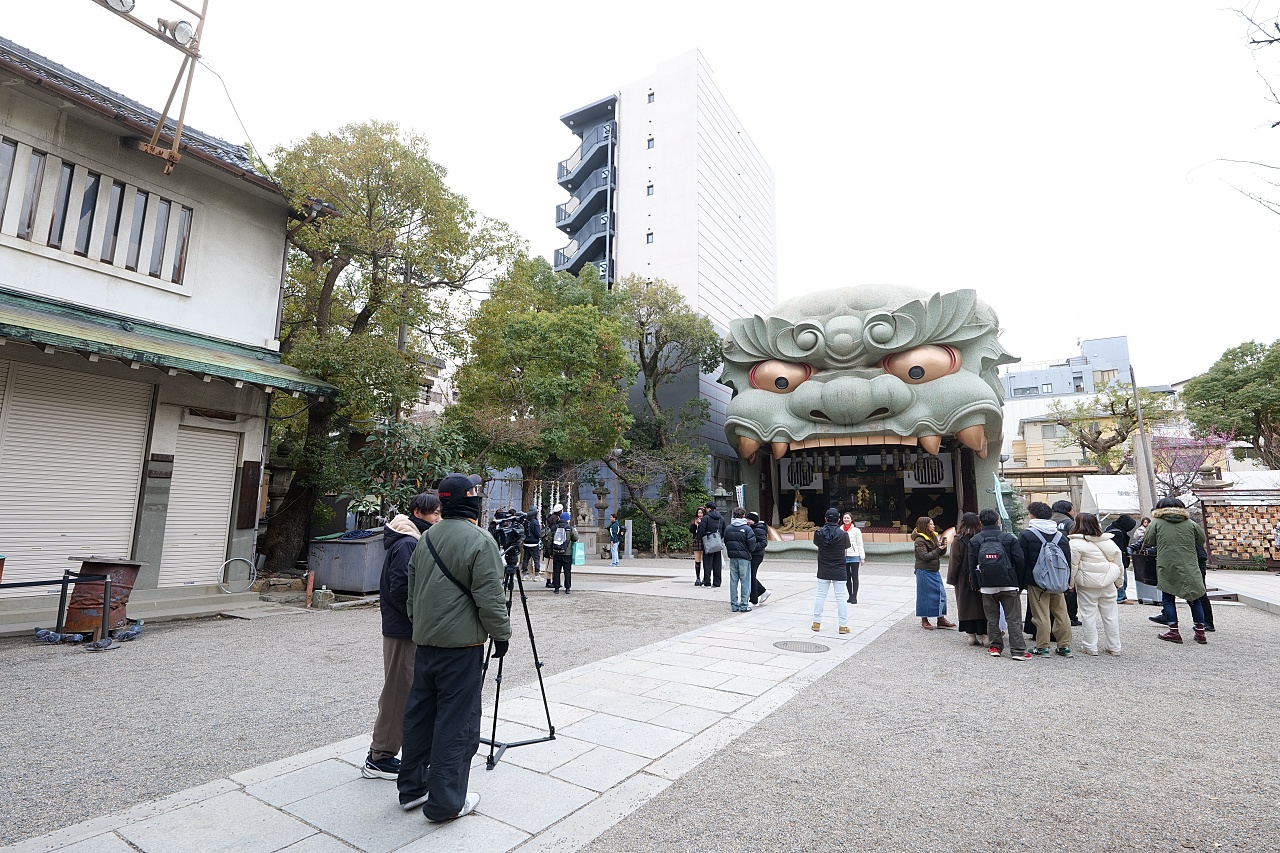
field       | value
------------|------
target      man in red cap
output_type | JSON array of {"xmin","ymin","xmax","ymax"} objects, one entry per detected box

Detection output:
[{"xmin": 398, "ymin": 473, "xmax": 511, "ymax": 823}]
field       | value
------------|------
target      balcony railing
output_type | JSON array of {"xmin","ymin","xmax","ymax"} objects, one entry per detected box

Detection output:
[
  {"xmin": 557, "ymin": 122, "xmax": 615, "ymax": 183},
  {"xmin": 554, "ymin": 211, "xmax": 613, "ymax": 270},
  {"xmin": 556, "ymin": 166, "xmax": 616, "ymax": 227}
]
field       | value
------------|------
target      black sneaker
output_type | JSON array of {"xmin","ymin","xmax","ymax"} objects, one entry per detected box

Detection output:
[
  {"xmin": 1149, "ymin": 615, "xmax": 1170, "ymax": 624},
  {"xmin": 400, "ymin": 791, "xmax": 429, "ymax": 811},
  {"xmin": 362, "ymin": 754, "xmax": 400, "ymax": 780}
]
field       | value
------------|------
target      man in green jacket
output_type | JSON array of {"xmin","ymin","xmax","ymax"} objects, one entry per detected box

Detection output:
[
  {"xmin": 1145, "ymin": 497, "xmax": 1209, "ymax": 645},
  {"xmin": 398, "ymin": 473, "xmax": 512, "ymax": 822}
]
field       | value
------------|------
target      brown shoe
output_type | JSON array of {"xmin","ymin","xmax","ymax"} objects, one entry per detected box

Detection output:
[
  {"xmin": 812, "ymin": 622, "xmax": 821, "ymax": 632},
  {"xmin": 936, "ymin": 617, "xmax": 956, "ymax": 629},
  {"xmin": 839, "ymin": 626, "xmax": 850, "ymax": 635},
  {"xmin": 920, "ymin": 618, "xmax": 934, "ymax": 630}
]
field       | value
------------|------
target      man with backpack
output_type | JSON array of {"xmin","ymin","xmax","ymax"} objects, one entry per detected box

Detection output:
[
  {"xmin": 1018, "ymin": 501, "xmax": 1074, "ymax": 657},
  {"xmin": 968, "ymin": 508, "xmax": 1028, "ymax": 660},
  {"xmin": 549, "ymin": 510, "xmax": 578, "ymax": 594},
  {"xmin": 1051, "ymin": 500, "xmax": 1082, "ymax": 626}
]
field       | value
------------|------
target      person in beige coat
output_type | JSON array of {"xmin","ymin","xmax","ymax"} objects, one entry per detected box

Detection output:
[{"xmin": 1068, "ymin": 513, "xmax": 1125, "ymax": 656}]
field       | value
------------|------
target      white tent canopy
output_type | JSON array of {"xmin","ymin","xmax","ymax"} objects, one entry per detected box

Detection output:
[{"xmin": 1081, "ymin": 472, "xmax": 1280, "ymax": 517}]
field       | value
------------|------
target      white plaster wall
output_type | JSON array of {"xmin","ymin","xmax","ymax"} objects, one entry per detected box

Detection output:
[{"xmin": 0, "ymin": 87, "xmax": 286, "ymax": 350}]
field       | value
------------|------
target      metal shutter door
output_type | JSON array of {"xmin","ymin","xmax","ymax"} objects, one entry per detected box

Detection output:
[
  {"xmin": 0, "ymin": 362, "xmax": 152, "ymax": 597},
  {"xmin": 158, "ymin": 427, "xmax": 240, "ymax": 587}
]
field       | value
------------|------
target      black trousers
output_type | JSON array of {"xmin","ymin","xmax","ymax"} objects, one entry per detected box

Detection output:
[
  {"xmin": 749, "ymin": 554, "xmax": 766, "ymax": 604},
  {"xmin": 845, "ymin": 559, "xmax": 860, "ymax": 603},
  {"xmin": 702, "ymin": 551, "xmax": 723, "ymax": 586},
  {"xmin": 521, "ymin": 544, "xmax": 540, "ymax": 573},
  {"xmin": 553, "ymin": 554, "xmax": 572, "ymax": 590},
  {"xmin": 398, "ymin": 644, "xmax": 484, "ymax": 821}
]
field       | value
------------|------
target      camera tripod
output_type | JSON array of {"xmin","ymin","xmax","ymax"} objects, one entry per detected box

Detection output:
[{"xmin": 479, "ymin": 542, "xmax": 555, "ymax": 769}]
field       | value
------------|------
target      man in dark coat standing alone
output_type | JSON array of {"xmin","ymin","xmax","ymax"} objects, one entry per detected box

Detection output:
[{"xmin": 696, "ymin": 504, "xmax": 727, "ymax": 588}]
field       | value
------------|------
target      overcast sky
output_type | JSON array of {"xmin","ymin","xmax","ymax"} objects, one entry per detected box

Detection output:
[{"xmin": 6, "ymin": 2, "xmax": 1280, "ymax": 385}]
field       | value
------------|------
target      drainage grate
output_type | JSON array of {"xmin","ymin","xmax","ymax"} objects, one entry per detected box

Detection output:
[{"xmin": 774, "ymin": 640, "xmax": 830, "ymax": 654}]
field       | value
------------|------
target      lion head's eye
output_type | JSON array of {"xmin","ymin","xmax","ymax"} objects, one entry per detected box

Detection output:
[
  {"xmin": 749, "ymin": 360, "xmax": 813, "ymax": 394},
  {"xmin": 880, "ymin": 345, "xmax": 961, "ymax": 385}
]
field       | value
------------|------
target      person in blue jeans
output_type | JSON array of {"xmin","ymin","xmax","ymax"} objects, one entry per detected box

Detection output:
[
  {"xmin": 812, "ymin": 508, "xmax": 852, "ymax": 634},
  {"xmin": 607, "ymin": 513, "xmax": 621, "ymax": 566},
  {"xmin": 723, "ymin": 507, "xmax": 758, "ymax": 612}
]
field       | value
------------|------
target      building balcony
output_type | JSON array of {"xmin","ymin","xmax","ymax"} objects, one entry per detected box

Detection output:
[
  {"xmin": 553, "ymin": 212, "xmax": 613, "ymax": 275},
  {"xmin": 555, "ymin": 166, "xmax": 616, "ymax": 233},
  {"xmin": 557, "ymin": 122, "xmax": 614, "ymax": 189}
]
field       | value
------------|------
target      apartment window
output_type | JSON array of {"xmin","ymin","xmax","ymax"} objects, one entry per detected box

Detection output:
[
  {"xmin": 646, "ymin": 184, "xmax": 654, "ymax": 196},
  {"xmin": 1012, "ymin": 386, "xmax": 1039, "ymax": 397},
  {"xmin": 647, "ymin": 137, "xmax": 655, "ymax": 149},
  {"xmin": 1040, "ymin": 383, "xmax": 1053, "ymax": 393},
  {"xmin": 100, "ymin": 180, "xmax": 125, "ymax": 262},
  {"xmin": 1045, "ymin": 459, "xmax": 1074, "ymax": 467},
  {"xmin": 0, "ymin": 140, "xmax": 17, "ymax": 218},
  {"xmin": 170, "ymin": 205, "xmax": 193, "ymax": 282},
  {"xmin": 16, "ymin": 150, "xmax": 46, "ymax": 240},
  {"xmin": 645, "ymin": 232, "xmax": 654, "ymax": 244},
  {"xmin": 647, "ymin": 92, "xmax": 655, "ymax": 103},
  {"xmin": 47, "ymin": 162, "xmax": 74, "ymax": 248},
  {"xmin": 124, "ymin": 189, "xmax": 148, "ymax": 271},
  {"xmin": 73, "ymin": 172, "xmax": 101, "ymax": 256},
  {"xmin": 148, "ymin": 198, "xmax": 172, "ymax": 277}
]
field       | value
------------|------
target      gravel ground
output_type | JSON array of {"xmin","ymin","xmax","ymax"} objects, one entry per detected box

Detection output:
[
  {"xmin": 0, "ymin": 583, "xmax": 725, "ymax": 846},
  {"xmin": 585, "ymin": 597, "xmax": 1280, "ymax": 853}
]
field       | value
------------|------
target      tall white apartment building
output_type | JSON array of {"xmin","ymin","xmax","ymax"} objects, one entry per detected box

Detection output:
[{"xmin": 554, "ymin": 50, "xmax": 777, "ymax": 472}]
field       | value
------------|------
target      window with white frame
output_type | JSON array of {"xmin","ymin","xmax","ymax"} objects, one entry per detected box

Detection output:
[{"xmin": 0, "ymin": 136, "xmax": 194, "ymax": 285}]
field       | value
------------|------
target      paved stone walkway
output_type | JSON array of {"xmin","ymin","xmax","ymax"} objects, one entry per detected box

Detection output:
[
  {"xmin": 1207, "ymin": 568, "xmax": 1280, "ymax": 615},
  {"xmin": 5, "ymin": 572, "xmax": 917, "ymax": 853}
]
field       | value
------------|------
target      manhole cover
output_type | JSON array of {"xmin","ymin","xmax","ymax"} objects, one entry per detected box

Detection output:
[{"xmin": 774, "ymin": 640, "xmax": 830, "ymax": 654}]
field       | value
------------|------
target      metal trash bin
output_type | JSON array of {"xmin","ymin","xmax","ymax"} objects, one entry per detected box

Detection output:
[{"xmin": 308, "ymin": 533, "xmax": 384, "ymax": 594}]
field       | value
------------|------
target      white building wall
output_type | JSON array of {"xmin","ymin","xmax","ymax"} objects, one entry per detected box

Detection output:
[
  {"xmin": 613, "ymin": 50, "xmax": 777, "ymax": 458},
  {"xmin": 0, "ymin": 88, "xmax": 287, "ymax": 350}
]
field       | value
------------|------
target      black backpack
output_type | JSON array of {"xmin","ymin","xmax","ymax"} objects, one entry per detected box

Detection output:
[{"xmin": 973, "ymin": 532, "xmax": 1013, "ymax": 589}]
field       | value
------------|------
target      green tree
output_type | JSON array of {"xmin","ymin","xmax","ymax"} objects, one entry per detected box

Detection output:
[
  {"xmin": 1181, "ymin": 340, "xmax": 1280, "ymax": 469},
  {"xmin": 603, "ymin": 275, "xmax": 723, "ymax": 528},
  {"xmin": 1044, "ymin": 382, "xmax": 1176, "ymax": 474},
  {"xmin": 261, "ymin": 121, "xmax": 518, "ymax": 573},
  {"xmin": 449, "ymin": 258, "xmax": 635, "ymax": 508}
]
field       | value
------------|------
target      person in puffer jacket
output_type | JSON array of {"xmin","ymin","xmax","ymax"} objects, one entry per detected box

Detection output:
[
  {"xmin": 364, "ymin": 492, "xmax": 440, "ymax": 780},
  {"xmin": 1067, "ymin": 512, "xmax": 1124, "ymax": 656},
  {"xmin": 1145, "ymin": 497, "xmax": 1209, "ymax": 644},
  {"xmin": 723, "ymin": 507, "xmax": 760, "ymax": 612},
  {"xmin": 812, "ymin": 508, "xmax": 852, "ymax": 634}
]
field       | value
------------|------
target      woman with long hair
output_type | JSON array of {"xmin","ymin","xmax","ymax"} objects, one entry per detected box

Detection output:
[
  {"xmin": 913, "ymin": 516, "xmax": 955, "ymax": 630},
  {"xmin": 1068, "ymin": 512, "xmax": 1124, "ymax": 655},
  {"xmin": 946, "ymin": 512, "xmax": 986, "ymax": 645},
  {"xmin": 689, "ymin": 506, "xmax": 706, "ymax": 586},
  {"xmin": 840, "ymin": 511, "xmax": 865, "ymax": 604}
]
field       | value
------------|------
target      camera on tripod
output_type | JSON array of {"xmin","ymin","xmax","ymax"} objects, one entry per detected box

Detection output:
[{"xmin": 489, "ymin": 508, "xmax": 525, "ymax": 569}]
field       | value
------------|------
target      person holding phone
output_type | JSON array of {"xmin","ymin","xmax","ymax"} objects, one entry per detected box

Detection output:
[{"xmin": 913, "ymin": 516, "xmax": 955, "ymax": 630}]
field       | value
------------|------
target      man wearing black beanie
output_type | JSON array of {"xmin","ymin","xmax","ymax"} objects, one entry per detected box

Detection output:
[{"xmin": 398, "ymin": 473, "xmax": 511, "ymax": 823}]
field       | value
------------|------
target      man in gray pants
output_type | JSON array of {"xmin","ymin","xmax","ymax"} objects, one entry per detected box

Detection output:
[
  {"xmin": 398, "ymin": 474, "xmax": 512, "ymax": 823},
  {"xmin": 969, "ymin": 509, "xmax": 1030, "ymax": 661}
]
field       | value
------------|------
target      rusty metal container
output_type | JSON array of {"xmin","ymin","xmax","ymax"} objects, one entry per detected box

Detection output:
[
  {"xmin": 0, "ymin": 555, "xmax": 5, "ymax": 585},
  {"xmin": 64, "ymin": 556, "xmax": 144, "ymax": 637}
]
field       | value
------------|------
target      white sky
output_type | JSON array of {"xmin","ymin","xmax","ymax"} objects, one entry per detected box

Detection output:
[{"xmin": 6, "ymin": 1, "xmax": 1280, "ymax": 385}]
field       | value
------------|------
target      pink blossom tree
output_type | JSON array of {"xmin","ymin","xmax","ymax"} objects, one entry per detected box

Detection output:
[{"xmin": 1149, "ymin": 430, "xmax": 1234, "ymax": 498}]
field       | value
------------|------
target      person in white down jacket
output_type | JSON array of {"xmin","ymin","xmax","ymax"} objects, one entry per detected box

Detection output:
[
  {"xmin": 840, "ymin": 511, "xmax": 866, "ymax": 605},
  {"xmin": 1068, "ymin": 512, "xmax": 1125, "ymax": 656}
]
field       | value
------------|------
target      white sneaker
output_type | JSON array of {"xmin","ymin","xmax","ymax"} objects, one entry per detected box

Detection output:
[
  {"xmin": 457, "ymin": 792, "xmax": 481, "ymax": 818},
  {"xmin": 758, "ymin": 591, "xmax": 771, "ymax": 605}
]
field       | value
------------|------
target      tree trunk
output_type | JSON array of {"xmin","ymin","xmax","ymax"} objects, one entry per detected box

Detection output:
[
  {"xmin": 520, "ymin": 466, "xmax": 541, "ymax": 513},
  {"xmin": 261, "ymin": 399, "xmax": 339, "ymax": 575}
]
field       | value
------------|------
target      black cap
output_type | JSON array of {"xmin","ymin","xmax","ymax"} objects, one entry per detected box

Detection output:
[
  {"xmin": 437, "ymin": 473, "xmax": 482, "ymax": 501},
  {"xmin": 824, "ymin": 507, "xmax": 841, "ymax": 523},
  {"xmin": 746, "ymin": 511, "xmax": 761, "ymax": 523}
]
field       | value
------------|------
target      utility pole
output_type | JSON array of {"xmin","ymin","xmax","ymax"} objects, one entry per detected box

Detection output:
[{"xmin": 1130, "ymin": 365, "xmax": 1157, "ymax": 515}]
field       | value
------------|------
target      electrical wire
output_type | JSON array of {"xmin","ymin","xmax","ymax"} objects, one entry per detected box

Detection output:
[{"xmin": 197, "ymin": 58, "xmax": 276, "ymax": 181}]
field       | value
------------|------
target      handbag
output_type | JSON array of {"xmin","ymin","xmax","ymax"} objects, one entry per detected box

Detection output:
[
  {"xmin": 701, "ymin": 530, "xmax": 725, "ymax": 554},
  {"xmin": 572, "ymin": 541, "xmax": 585, "ymax": 566}
]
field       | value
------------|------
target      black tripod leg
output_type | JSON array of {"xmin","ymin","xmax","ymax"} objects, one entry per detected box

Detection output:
[{"xmin": 513, "ymin": 569, "xmax": 556, "ymax": 739}]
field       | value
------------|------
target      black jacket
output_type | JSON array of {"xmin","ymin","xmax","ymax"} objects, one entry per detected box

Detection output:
[
  {"xmin": 523, "ymin": 513, "xmax": 541, "ymax": 546},
  {"xmin": 968, "ymin": 524, "xmax": 1026, "ymax": 588},
  {"xmin": 380, "ymin": 524, "xmax": 422, "ymax": 638},
  {"xmin": 749, "ymin": 521, "xmax": 769, "ymax": 562},
  {"xmin": 1018, "ymin": 522, "xmax": 1072, "ymax": 590},
  {"xmin": 724, "ymin": 519, "xmax": 759, "ymax": 560},
  {"xmin": 1105, "ymin": 515, "xmax": 1135, "ymax": 568},
  {"xmin": 815, "ymin": 523, "xmax": 851, "ymax": 580},
  {"xmin": 697, "ymin": 510, "xmax": 726, "ymax": 542}
]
